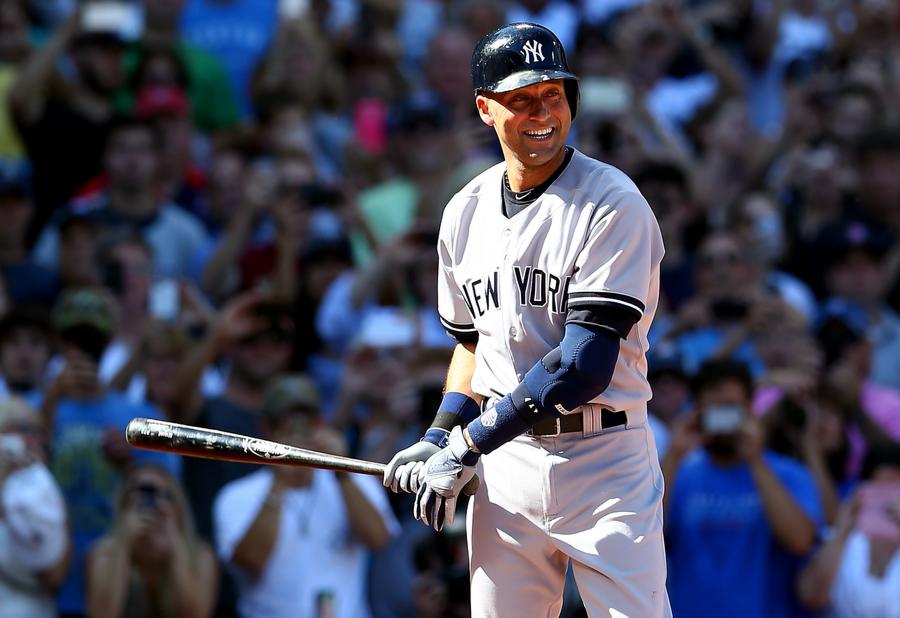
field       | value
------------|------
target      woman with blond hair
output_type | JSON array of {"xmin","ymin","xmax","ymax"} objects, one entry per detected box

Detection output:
[{"xmin": 86, "ymin": 464, "xmax": 218, "ymax": 618}]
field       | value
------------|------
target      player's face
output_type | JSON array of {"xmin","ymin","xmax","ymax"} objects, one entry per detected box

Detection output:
[{"xmin": 476, "ymin": 80, "xmax": 571, "ymax": 171}]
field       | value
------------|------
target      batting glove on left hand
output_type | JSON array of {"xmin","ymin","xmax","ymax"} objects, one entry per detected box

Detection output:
[{"xmin": 414, "ymin": 426, "xmax": 479, "ymax": 532}]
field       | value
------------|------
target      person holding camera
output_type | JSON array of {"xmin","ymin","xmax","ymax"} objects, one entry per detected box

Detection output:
[
  {"xmin": 796, "ymin": 444, "xmax": 900, "ymax": 618},
  {"xmin": 667, "ymin": 231, "xmax": 796, "ymax": 377},
  {"xmin": 0, "ymin": 396, "xmax": 69, "ymax": 618},
  {"xmin": 86, "ymin": 463, "xmax": 217, "ymax": 618},
  {"xmin": 42, "ymin": 288, "xmax": 180, "ymax": 617},
  {"xmin": 662, "ymin": 359, "xmax": 822, "ymax": 618}
]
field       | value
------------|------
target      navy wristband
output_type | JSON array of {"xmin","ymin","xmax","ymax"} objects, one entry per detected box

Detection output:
[
  {"xmin": 466, "ymin": 395, "xmax": 531, "ymax": 455},
  {"xmin": 429, "ymin": 392, "xmax": 481, "ymax": 432}
]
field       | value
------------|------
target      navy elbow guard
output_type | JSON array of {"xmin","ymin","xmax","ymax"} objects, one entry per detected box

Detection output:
[{"xmin": 466, "ymin": 323, "xmax": 619, "ymax": 453}]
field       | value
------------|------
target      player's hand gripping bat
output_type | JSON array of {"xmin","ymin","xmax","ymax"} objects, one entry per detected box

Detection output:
[{"xmin": 125, "ymin": 417, "xmax": 480, "ymax": 496}]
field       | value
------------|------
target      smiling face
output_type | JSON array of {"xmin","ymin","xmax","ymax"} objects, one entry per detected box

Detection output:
[{"xmin": 476, "ymin": 80, "xmax": 572, "ymax": 187}]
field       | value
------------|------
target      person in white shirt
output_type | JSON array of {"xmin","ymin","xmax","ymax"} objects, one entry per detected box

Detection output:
[
  {"xmin": 0, "ymin": 397, "xmax": 69, "ymax": 618},
  {"xmin": 214, "ymin": 374, "xmax": 398, "ymax": 618},
  {"xmin": 797, "ymin": 444, "xmax": 900, "ymax": 618}
]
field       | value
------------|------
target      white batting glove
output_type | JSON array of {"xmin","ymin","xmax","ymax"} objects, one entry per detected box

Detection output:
[
  {"xmin": 383, "ymin": 440, "xmax": 441, "ymax": 493},
  {"xmin": 414, "ymin": 426, "xmax": 479, "ymax": 532}
]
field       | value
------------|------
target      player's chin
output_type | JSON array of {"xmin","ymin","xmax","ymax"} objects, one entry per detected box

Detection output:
[{"xmin": 521, "ymin": 139, "xmax": 562, "ymax": 163}]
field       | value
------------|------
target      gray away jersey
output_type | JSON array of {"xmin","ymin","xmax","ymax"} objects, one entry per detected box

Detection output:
[{"xmin": 437, "ymin": 148, "xmax": 665, "ymax": 413}]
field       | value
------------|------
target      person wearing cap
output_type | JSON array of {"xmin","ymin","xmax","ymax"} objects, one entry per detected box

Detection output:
[
  {"xmin": 9, "ymin": 7, "xmax": 129, "ymax": 239},
  {"xmin": 818, "ymin": 217, "xmax": 900, "ymax": 393},
  {"xmin": 168, "ymin": 292, "xmax": 296, "ymax": 541},
  {"xmin": 350, "ymin": 91, "xmax": 465, "ymax": 267},
  {"xmin": 0, "ymin": 396, "xmax": 69, "ymax": 618},
  {"xmin": 119, "ymin": 0, "xmax": 239, "ymax": 133},
  {"xmin": 0, "ymin": 160, "xmax": 58, "ymax": 306},
  {"xmin": 133, "ymin": 77, "xmax": 205, "ymax": 215},
  {"xmin": 213, "ymin": 373, "xmax": 397, "ymax": 618},
  {"xmin": 41, "ymin": 287, "xmax": 180, "ymax": 616}
]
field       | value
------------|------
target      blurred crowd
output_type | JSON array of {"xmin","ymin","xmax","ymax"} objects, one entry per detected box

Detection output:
[{"xmin": 0, "ymin": 0, "xmax": 899, "ymax": 617}]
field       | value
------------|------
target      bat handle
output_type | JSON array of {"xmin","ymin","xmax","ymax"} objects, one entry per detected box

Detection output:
[{"xmin": 462, "ymin": 474, "xmax": 480, "ymax": 496}]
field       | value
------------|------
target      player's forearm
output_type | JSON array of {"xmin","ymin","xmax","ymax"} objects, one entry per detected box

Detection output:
[
  {"xmin": 232, "ymin": 484, "xmax": 284, "ymax": 577},
  {"xmin": 749, "ymin": 459, "xmax": 817, "ymax": 555},
  {"xmin": 445, "ymin": 342, "xmax": 480, "ymax": 399},
  {"xmin": 419, "ymin": 343, "xmax": 482, "ymax": 444},
  {"xmin": 336, "ymin": 474, "xmax": 390, "ymax": 550},
  {"xmin": 464, "ymin": 323, "xmax": 619, "ymax": 455}
]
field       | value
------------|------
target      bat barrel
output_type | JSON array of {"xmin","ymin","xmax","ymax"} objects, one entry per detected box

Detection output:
[{"xmin": 125, "ymin": 417, "xmax": 385, "ymax": 475}]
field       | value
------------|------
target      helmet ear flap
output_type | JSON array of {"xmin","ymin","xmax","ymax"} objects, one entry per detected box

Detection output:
[{"xmin": 564, "ymin": 80, "xmax": 579, "ymax": 120}]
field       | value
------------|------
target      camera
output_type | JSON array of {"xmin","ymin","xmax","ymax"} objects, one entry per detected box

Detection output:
[
  {"xmin": 710, "ymin": 299, "xmax": 749, "ymax": 320},
  {"xmin": 135, "ymin": 482, "xmax": 160, "ymax": 512},
  {"xmin": 701, "ymin": 405, "xmax": 744, "ymax": 435}
]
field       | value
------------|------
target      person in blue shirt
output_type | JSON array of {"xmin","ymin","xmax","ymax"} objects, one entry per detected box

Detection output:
[
  {"xmin": 661, "ymin": 359, "xmax": 822, "ymax": 618},
  {"xmin": 42, "ymin": 288, "xmax": 180, "ymax": 617}
]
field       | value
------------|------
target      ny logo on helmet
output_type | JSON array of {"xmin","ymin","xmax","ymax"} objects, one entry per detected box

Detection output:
[{"xmin": 522, "ymin": 40, "xmax": 544, "ymax": 64}]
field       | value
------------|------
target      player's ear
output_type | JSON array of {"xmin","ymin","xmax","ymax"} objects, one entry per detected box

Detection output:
[{"xmin": 475, "ymin": 94, "xmax": 495, "ymax": 127}]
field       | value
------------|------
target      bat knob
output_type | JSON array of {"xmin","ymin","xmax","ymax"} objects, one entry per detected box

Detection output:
[
  {"xmin": 125, "ymin": 417, "xmax": 157, "ymax": 446},
  {"xmin": 462, "ymin": 474, "xmax": 480, "ymax": 496}
]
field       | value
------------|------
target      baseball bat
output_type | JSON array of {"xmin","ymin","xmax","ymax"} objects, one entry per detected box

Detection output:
[{"xmin": 125, "ymin": 417, "xmax": 479, "ymax": 495}]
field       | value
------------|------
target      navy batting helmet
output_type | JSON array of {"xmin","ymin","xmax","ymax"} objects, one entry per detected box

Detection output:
[{"xmin": 471, "ymin": 23, "xmax": 579, "ymax": 119}]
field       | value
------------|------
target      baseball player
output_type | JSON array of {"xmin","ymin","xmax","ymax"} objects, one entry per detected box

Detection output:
[{"xmin": 383, "ymin": 23, "xmax": 671, "ymax": 617}]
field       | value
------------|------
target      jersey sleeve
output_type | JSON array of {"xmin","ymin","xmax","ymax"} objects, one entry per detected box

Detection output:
[
  {"xmin": 437, "ymin": 206, "xmax": 478, "ymax": 344},
  {"xmin": 566, "ymin": 191, "xmax": 663, "ymax": 339}
]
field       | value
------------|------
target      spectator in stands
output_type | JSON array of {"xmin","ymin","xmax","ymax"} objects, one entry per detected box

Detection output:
[
  {"xmin": 646, "ymin": 342, "xmax": 691, "ymax": 460},
  {"xmin": 33, "ymin": 115, "xmax": 209, "ymax": 279},
  {"xmin": 133, "ymin": 76, "xmax": 205, "ymax": 214},
  {"xmin": 818, "ymin": 217, "xmax": 900, "ymax": 393},
  {"xmin": 42, "ymin": 288, "xmax": 180, "ymax": 616},
  {"xmin": 56, "ymin": 210, "xmax": 105, "ymax": 291},
  {"xmin": 666, "ymin": 231, "xmax": 780, "ymax": 376},
  {"xmin": 179, "ymin": 0, "xmax": 279, "ymax": 118},
  {"xmin": 169, "ymin": 292, "xmax": 295, "ymax": 540},
  {"xmin": 797, "ymin": 444, "xmax": 900, "ymax": 617},
  {"xmin": 200, "ymin": 159, "xmax": 279, "ymax": 303},
  {"xmin": 0, "ymin": 396, "xmax": 69, "ymax": 618},
  {"xmin": 663, "ymin": 359, "xmax": 821, "ymax": 618},
  {"xmin": 349, "ymin": 93, "xmax": 461, "ymax": 265},
  {"xmin": 0, "ymin": 305, "xmax": 52, "ymax": 405},
  {"xmin": 853, "ymin": 130, "xmax": 900, "ymax": 237},
  {"xmin": 0, "ymin": 158, "xmax": 57, "ymax": 306},
  {"xmin": 123, "ymin": 0, "xmax": 239, "ymax": 132},
  {"xmin": 10, "ymin": 9, "xmax": 128, "ymax": 240},
  {"xmin": 86, "ymin": 463, "xmax": 218, "ymax": 618},
  {"xmin": 214, "ymin": 373, "xmax": 395, "ymax": 618},
  {"xmin": 812, "ymin": 299, "xmax": 900, "ymax": 482}
]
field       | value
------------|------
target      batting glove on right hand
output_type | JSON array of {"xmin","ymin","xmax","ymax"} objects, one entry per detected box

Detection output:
[{"xmin": 383, "ymin": 437, "xmax": 443, "ymax": 493}]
